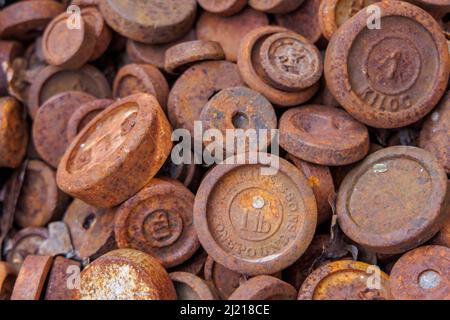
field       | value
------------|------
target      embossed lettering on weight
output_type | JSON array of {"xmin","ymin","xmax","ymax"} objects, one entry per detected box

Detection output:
[
  {"xmin": 358, "ymin": 36, "xmax": 420, "ymax": 111},
  {"xmin": 144, "ymin": 210, "xmax": 183, "ymax": 248},
  {"xmin": 241, "ymin": 208, "xmax": 271, "ymax": 233},
  {"xmin": 359, "ymin": 86, "xmax": 412, "ymax": 112}
]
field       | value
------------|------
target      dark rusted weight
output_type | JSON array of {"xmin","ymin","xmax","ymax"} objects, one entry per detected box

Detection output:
[
  {"xmin": 64, "ymin": 199, "xmax": 116, "ymax": 261},
  {"xmin": 15, "ymin": 160, "xmax": 69, "ymax": 228},
  {"xmin": 0, "ymin": 97, "xmax": 28, "ymax": 169},
  {"xmin": 194, "ymin": 153, "xmax": 317, "ymax": 275},
  {"xmin": 256, "ymin": 31, "xmax": 323, "ymax": 91},
  {"xmin": 5, "ymin": 227, "xmax": 49, "ymax": 266},
  {"xmin": 66, "ymin": 99, "xmax": 114, "ymax": 142},
  {"xmin": 33, "ymin": 91, "xmax": 96, "ymax": 168},
  {"xmin": 238, "ymin": 26, "xmax": 319, "ymax": 107},
  {"xmin": 204, "ymin": 255, "xmax": 249, "ymax": 299},
  {"xmin": 298, "ymin": 260, "xmax": 392, "ymax": 300},
  {"xmin": 98, "ymin": 0, "xmax": 197, "ymax": 44},
  {"xmin": 127, "ymin": 30, "xmax": 196, "ymax": 70},
  {"xmin": 286, "ymin": 155, "xmax": 334, "ymax": 224},
  {"xmin": 325, "ymin": 1, "xmax": 450, "ymax": 128},
  {"xmin": 81, "ymin": 7, "xmax": 112, "ymax": 61},
  {"xmin": 27, "ymin": 65, "xmax": 112, "ymax": 119},
  {"xmin": 169, "ymin": 248, "xmax": 208, "ymax": 276},
  {"xmin": 113, "ymin": 64, "xmax": 169, "ymax": 111},
  {"xmin": 249, "ymin": 0, "xmax": 305, "ymax": 14},
  {"xmin": 318, "ymin": 0, "xmax": 379, "ymax": 40},
  {"xmin": 228, "ymin": 275, "xmax": 297, "ymax": 300},
  {"xmin": 160, "ymin": 148, "xmax": 201, "ymax": 192},
  {"xmin": 79, "ymin": 249, "xmax": 176, "ymax": 300},
  {"xmin": 282, "ymin": 233, "xmax": 331, "ymax": 290},
  {"xmin": 57, "ymin": 94, "xmax": 173, "ymax": 208},
  {"xmin": 42, "ymin": 12, "xmax": 96, "ymax": 69},
  {"xmin": 0, "ymin": 40, "xmax": 23, "ymax": 96},
  {"xmin": 200, "ymin": 87, "xmax": 277, "ymax": 153},
  {"xmin": 337, "ymin": 146, "xmax": 449, "ymax": 254},
  {"xmin": 0, "ymin": 262, "xmax": 17, "ymax": 300},
  {"xmin": 280, "ymin": 105, "xmax": 370, "ymax": 166},
  {"xmin": 196, "ymin": 8, "xmax": 269, "ymax": 62},
  {"xmin": 115, "ymin": 178, "xmax": 199, "ymax": 268},
  {"xmin": 38, "ymin": 222, "xmax": 73, "ymax": 257},
  {"xmin": 419, "ymin": 92, "xmax": 449, "ymax": 173},
  {"xmin": 10, "ymin": 255, "xmax": 53, "ymax": 300},
  {"xmin": 44, "ymin": 257, "xmax": 80, "ymax": 300},
  {"xmin": 275, "ymin": 0, "xmax": 323, "ymax": 44},
  {"xmin": 164, "ymin": 40, "xmax": 225, "ymax": 74},
  {"xmin": 198, "ymin": 0, "xmax": 247, "ymax": 16},
  {"xmin": 0, "ymin": 1, "xmax": 64, "ymax": 41},
  {"xmin": 389, "ymin": 245, "xmax": 450, "ymax": 300},
  {"xmin": 170, "ymin": 271, "xmax": 217, "ymax": 300},
  {"xmin": 168, "ymin": 61, "xmax": 245, "ymax": 136}
]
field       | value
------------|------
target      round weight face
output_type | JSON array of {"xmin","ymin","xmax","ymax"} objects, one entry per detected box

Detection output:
[
  {"xmin": 200, "ymin": 86, "xmax": 277, "ymax": 154},
  {"xmin": 99, "ymin": 0, "xmax": 197, "ymax": 44},
  {"xmin": 57, "ymin": 94, "xmax": 172, "ymax": 208},
  {"xmin": 42, "ymin": 12, "xmax": 96, "ymax": 68},
  {"xmin": 279, "ymin": 105, "xmax": 370, "ymax": 166},
  {"xmin": 390, "ymin": 245, "xmax": 450, "ymax": 300},
  {"xmin": 238, "ymin": 26, "xmax": 319, "ymax": 107},
  {"xmin": 258, "ymin": 32, "xmax": 322, "ymax": 91},
  {"xmin": 114, "ymin": 178, "xmax": 199, "ymax": 268},
  {"xmin": 325, "ymin": 1, "xmax": 449, "ymax": 128},
  {"xmin": 28, "ymin": 65, "xmax": 111, "ymax": 119},
  {"xmin": 337, "ymin": 146, "xmax": 449, "ymax": 254},
  {"xmin": 33, "ymin": 91, "xmax": 96, "ymax": 168},
  {"xmin": 168, "ymin": 61, "xmax": 245, "ymax": 137},
  {"xmin": 15, "ymin": 160, "xmax": 61, "ymax": 228},
  {"xmin": 298, "ymin": 260, "xmax": 392, "ymax": 300},
  {"xmin": 194, "ymin": 153, "xmax": 317, "ymax": 275}
]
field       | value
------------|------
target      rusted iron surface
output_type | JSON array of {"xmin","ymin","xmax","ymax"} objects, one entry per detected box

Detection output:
[
  {"xmin": 325, "ymin": 1, "xmax": 449, "ymax": 128},
  {"xmin": 57, "ymin": 94, "xmax": 172, "ymax": 208},
  {"xmin": 337, "ymin": 146, "xmax": 449, "ymax": 254},
  {"xmin": 229, "ymin": 275, "xmax": 297, "ymax": 300},
  {"xmin": 298, "ymin": 260, "xmax": 392, "ymax": 300},
  {"xmin": 165, "ymin": 40, "xmax": 225, "ymax": 74},
  {"xmin": 10, "ymin": 255, "xmax": 53, "ymax": 300},
  {"xmin": 194, "ymin": 153, "xmax": 317, "ymax": 275},
  {"xmin": 115, "ymin": 178, "xmax": 200, "ymax": 268},
  {"xmin": 79, "ymin": 249, "xmax": 176, "ymax": 300},
  {"xmin": 390, "ymin": 245, "xmax": 450, "ymax": 300},
  {"xmin": 280, "ymin": 105, "xmax": 370, "ymax": 166},
  {"xmin": 238, "ymin": 26, "xmax": 319, "ymax": 106}
]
